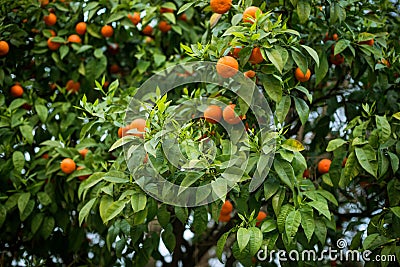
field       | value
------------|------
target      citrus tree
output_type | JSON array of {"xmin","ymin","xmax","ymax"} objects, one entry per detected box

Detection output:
[{"xmin": 0, "ymin": 0, "xmax": 399, "ymax": 266}]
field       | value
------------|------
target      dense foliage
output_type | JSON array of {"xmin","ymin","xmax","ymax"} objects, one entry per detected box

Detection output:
[{"xmin": 0, "ymin": 0, "xmax": 399, "ymax": 266}]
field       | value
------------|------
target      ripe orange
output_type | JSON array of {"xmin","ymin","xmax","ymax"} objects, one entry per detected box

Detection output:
[
  {"xmin": 77, "ymin": 166, "xmax": 90, "ymax": 181},
  {"xmin": 243, "ymin": 6, "xmax": 262, "ymax": 23},
  {"xmin": 318, "ymin": 159, "xmax": 331, "ymax": 174},
  {"xmin": 47, "ymin": 37, "xmax": 60, "ymax": 50},
  {"xmin": 220, "ymin": 200, "xmax": 233, "ymax": 215},
  {"xmin": 303, "ymin": 169, "xmax": 310, "ymax": 178},
  {"xmin": 210, "ymin": 0, "xmax": 232, "ymax": 14},
  {"xmin": 359, "ymin": 39, "xmax": 374, "ymax": 46},
  {"xmin": 118, "ymin": 127, "xmax": 125, "ymax": 138},
  {"xmin": 223, "ymin": 104, "xmax": 242, "ymax": 124},
  {"xmin": 79, "ymin": 148, "xmax": 89, "ymax": 158},
  {"xmin": 101, "ymin": 25, "xmax": 114, "ymax": 38},
  {"xmin": 329, "ymin": 53, "xmax": 344, "ymax": 65},
  {"xmin": 219, "ymin": 213, "xmax": 231, "ymax": 222},
  {"xmin": 40, "ymin": 0, "xmax": 49, "ymax": 7},
  {"xmin": 342, "ymin": 157, "xmax": 347, "ymax": 167},
  {"xmin": 160, "ymin": 7, "xmax": 174, "ymax": 13},
  {"xmin": 249, "ymin": 47, "xmax": 263, "ymax": 64},
  {"xmin": 231, "ymin": 47, "xmax": 241, "ymax": 58},
  {"xmin": 256, "ymin": 211, "xmax": 267, "ymax": 226},
  {"xmin": 294, "ymin": 67, "xmax": 311, "ymax": 82},
  {"xmin": 332, "ymin": 33, "xmax": 339, "ymax": 41},
  {"xmin": 216, "ymin": 56, "xmax": 239, "ymax": 78},
  {"xmin": 129, "ymin": 118, "xmax": 146, "ymax": 138},
  {"xmin": 109, "ymin": 64, "xmax": 120, "ymax": 74},
  {"xmin": 67, "ymin": 34, "xmax": 81, "ymax": 43},
  {"xmin": 128, "ymin": 12, "xmax": 141, "ymax": 25},
  {"xmin": 49, "ymin": 29, "xmax": 56, "ymax": 36},
  {"xmin": 158, "ymin": 21, "xmax": 172, "ymax": 33},
  {"xmin": 0, "ymin": 41, "xmax": 9, "ymax": 56},
  {"xmin": 10, "ymin": 84, "xmax": 24, "ymax": 97},
  {"xmin": 75, "ymin": 22, "xmax": 87, "ymax": 35},
  {"xmin": 204, "ymin": 105, "xmax": 222, "ymax": 124},
  {"xmin": 66, "ymin": 80, "xmax": 80, "ymax": 93},
  {"xmin": 179, "ymin": 14, "xmax": 187, "ymax": 21},
  {"xmin": 60, "ymin": 158, "xmax": 76, "ymax": 174},
  {"xmin": 44, "ymin": 13, "xmax": 57, "ymax": 26},
  {"xmin": 142, "ymin": 25, "xmax": 153, "ymax": 36},
  {"xmin": 244, "ymin": 70, "xmax": 256, "ymax": 78},
  {"xmin": 42, "ymin": 153, "xmax": 49, "ymax": 159}
]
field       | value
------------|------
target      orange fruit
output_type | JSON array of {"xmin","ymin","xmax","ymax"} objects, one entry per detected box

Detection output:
[
  {"xmin": 158, "ymin": 21, "xmax": 172, "ymax": 33},
  {"xmin": 243, "ymin": 6, "xmax": 262, "ymax": 23},
  {"xmin": 79, "ymin": 148, "xmax": 89, "ymax": 158},
  {"xmin": 332, "ymin": 33, "xmax": 339, "ymax": 41},
  {"xmin": 47, "ymin": 37, "xmax": 61, "ymax": 50},
  {"xmin": 294, "ymin": 67, "xmax": 311, "ymax": 82},
  {"xmin": 342, "ymin": 157, "xmax": 347, "ymax": 167},
  {"xmin": 67, "ymin": 34, "xmax": 81, "ymax": 43},
  {"xmin": 42, "ymin": 153, "xmax": 49, "ymax": 159},
  {"xmin": 142, "ymin": 25, "xmax": 153, "ymax": 36},
  {"xmin": 129, "ymin": 118, "xmax": 146, "ymax": 138},
  {"xmin": 216, "ymin": 56, "xmax": 239, "ymax": 78},
  {"xmin": 118, "ymin": 127, "xmax": 124, "ymax": 138},
  {"xmin": 231, "ymin": 47, "xmax": 241, "ymax": 58},
  {"xmin": 40, "ymin": 0, "xmax": 49, "ymax": 7},
  {"xmin": 48, "ymin": 29, "xmax": 56, "ymax": 36},
  {"xmin": 359, "ymin": 39, "xmax": 374, "ymax": 46},
  {"xmin": 223, "ymin": 104, "xmax": 242, "ymax": 124},
  {"xmin": 60, "ymin": 158, "xmax": 76, "ymax": 174},
  {"xmin": 179, "ymin": 14, "xmax": 187, "ymax": 21},
  {"xmin": 379, "ymin": 58, "xmax": 390, "ymax": 67},
  {"xmin": 256, "ymin": 211, "xmax": 267, "ymax": 226},
  {"xmin": 318, "ymin": 159, "xmax": 331, "ymax": 174},
  {"xmin": 128, "ymin": 12, "xmax": 141, "ymax": 25},
  {"xmin": 75, "ymin": 22, "xmax": 87, "ymax": 35},
  {"xmin": 101, "ymin": 25, "xmax": 114, "ymax": 38},
  {"xmin": 77, "ymin": 166, "xmax": 90, "ymax": 181},
  {"xmin": 244, "ymin": 70, "xmax": 256, "ymax": 78},
  {"xmin": 109, "ymin": 64, "xmax": 120, "ymax": 74},
  {"xmin": 303, "ymin": 169, "xmax": 310, "ymax": 178},
  {"xmin": 219, "ymin": 213, "xmax": 231, "ymax": 222},
  {"xmin": 204, "ymin": 105, "xmax": 222, "ymax": 124},
  {"xmin": 160, "ymin": 7, "xmax": 174, "ymax": 13},
  {"xmin": 44, "ymin": 13, "xmax": 57, "ymax": 26},
  {"xmin": 220, "ymin": 200, "xmax": 233, "ymax": 215},
  {"xmin": 210, "ymin": 0, "xmax": 232, "ymax": 14},
  {"xmin": 10, "ymin": 84, "xmax": 24, "ymax": 97},
  {"xmin": 66, "ymin": 80, "xmax": 80, "ymax": 93},
  {"xmin": 329, "ymin": 53, "xmax": 344, "ymax": 65},
  {"xmin": 249, "ymin": 47, "xmax": 263, "ymax": 64},
  {"xmin": 0, "ymin": 41, "xmax": 9, "ymax": 56}
]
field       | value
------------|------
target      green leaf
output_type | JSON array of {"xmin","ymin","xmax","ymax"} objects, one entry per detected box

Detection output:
[
  {"xmin": 0, "ymin": 204, "xmax": 6, "ymax": 228},
  {"xmin": 391, "ymin": 207, "xmax": 400, "ymax": 219},
  {"xmin": 18, "ymin": 192, "xmax": 31, "ymax": 215},
  {"xmin": 31, "ymin": 213, "xmax": 44, "ymax": 234},
  {"xmin": 281, "ymin": 139, "xmax": 305, "ymax": 152},
  {"xmin": 266, "ymin": 49, "xmax": 284, "ymax": 73},
  {"xmin": 264, "ymin": 178, "xmax": 280, "ymax": 201},
  {"xmin": 316, "ymin": 190, "xmax": 338, "ymax": 206},
  {"xmin": 301, "ymin": 45, "xmax": 319, "ymax": 66},
  {"xmin": 272, "ymin": 188, "xmax": 285, "ymax": 216},
  {"xmin": 261, "ymin": 74, "xmax": 282, "ymax": 103},
  {"xmin": 392, "ymin": 112, "xmax": 400, "ymax": 120},
  {"xmin": 355, "ymin": 146, "xmax": 377, "ymax": 177},
  {"xmin": 291, "ymin": 50, "xmax": 308, "ymax": 74},
  {"xmin": 178, "ymin": 2, "xmax": 194, "ymax": 14},
  {"xmin": 276, "ymin": 96, "xmax": 291, "ymax": 123},
  {"xmin": 326, "ymin": 138, "xmax": 347, "ymax": 152},
  {"xmin": 131, "ymin": 192, "xmax": 147, "ymax": 213},
  {"xmin": 193, "ymin": 206, "xmax": 208, "ymax": 233},
  {"xmin": 293, "ymin": 97, "xmax": 309, "ymax": 125},
  {"xmin": 363, "ymin": 233, "xmax": 392, "ymax": 250},
  {"xmin": 60, "ymin": 45, "xmax": 69, "ymax": 60},
  {"xmin": 157, "ymin": 205, "xmax": 171, "ymax": 228},
  {"xmin": 285, "ymin": 210, "xmax": 301, "ymax": 241},
  {"xmin": 376, "ymin": 115, "xmax": 391, "ymax": 143},
  {"xmin": 314, "ymin": 219, "xmax": 327, "ymax": 244},
  {"xmin": 307, "ymin": 200, "xmax": 331, "ymax": 219},
  {"xmin": 388, "ymin": 152, "xmax": 399, "ymax": 173},
  {"xmin": 315, "ymin": 52, "xmax": 328, "ymax": 85},
  {"xmin": 295, "ymin": 86, "xmax": 312, "ymax": 103},
  {"xmin": 296, "ymin": 0, "xmax": 311, "ymax": 24},
  {"xmin": 277, "ymin": 204, "xmax": 294, "ymax": 233},
  {"xmin": 106, "ymin": 11, "xmax": 127, "ymax": 24},
  {"xmin": 12, "ymin": 151, "xmax": 25, "ymax": 173},
  {"xmin": 334, "ymin": 40, "xmax": 350, "ymax": 55},
  {"xmin": 37, "ymin": 192, "xmax": 51, "ymax": 206},
  {"xmin": 174, "ymin": 206, "xmax": 188, "ymax": 224},
  {"xmin": 19, "ymin": 125, "xmax": 34, "ymax": 144},
  {"xmin": 35, "ymin": 104, "xmax": 48, "ymax": 123},
  {"xmin": 103, "ymin": 200, "xmax": 126, "ymax": 223},
  {"xmin": 300, "ymin": 208, "xmax": 314, "ymax": 242},
  {"xmin": 248, "ymin": 227, "xmax": 263, "ymax": 255},
  {"xmin": 162, "ymin": 224, "xmax": 176, "ymax": 253},
  {"xmin": 9, "ymin": 98, "xmax": 27, "ymax": 111},
  {"xmin": 237, "ymin": 228, "xmax": 250, "ymax": 252},
  {"xmin": 20, "ymin": 200, "xmax": 34, "ymax": 221},
  {"xmin": 273, "ymin": 159, "xmax": 295, "ymax": 190},
  {"xmin": 79, "ymin": 198, "xmax": 96, "ymax": 225},
  {"xmin": 217, "ymin": 231, "xmax": 230, "ymax": 262},
  {"xmin": 340, "ymin": 151, "xmax": 359, "ymax": 188},
  {"xmin": 41, "ymin": 216, "xmax": 55, "ymax": 239}
]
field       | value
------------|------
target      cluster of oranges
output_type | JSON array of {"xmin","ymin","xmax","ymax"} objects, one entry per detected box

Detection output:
[
  {"xmin": 203, "ymin": 104, "xmax": 245, "ymax": 125},
  {"xmin": 58, "ymin": 148, "xmax": 91, "ymax": 181},
  {"xmin": 218, "ymin": 200, "xmax": 267, "ymax": 226}
]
